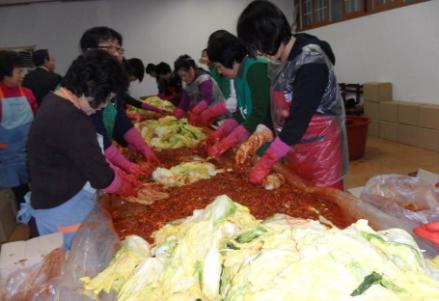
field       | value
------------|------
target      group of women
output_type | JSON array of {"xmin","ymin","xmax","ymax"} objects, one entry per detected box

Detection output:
[{"xmin": 0, "ymin": 1, "xmax": 348, "ymax": 249}]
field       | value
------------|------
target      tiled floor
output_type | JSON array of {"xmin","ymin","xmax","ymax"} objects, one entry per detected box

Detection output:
[
  {"xmin": 3, "ymin": 137, "xmax": 439, "ymax": 244},
  {"xmin": 345, "ymin": 137, "xmax": 439, "ymax": 188}
]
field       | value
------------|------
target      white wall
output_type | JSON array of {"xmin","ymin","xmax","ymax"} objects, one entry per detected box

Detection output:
[
  {"xmin": 0, "ymin": 0, "xmax": 293, "ymax": 97},
  {"xmin": 305, "ymin": 0, "xmax": 439, "ymax": 105}
]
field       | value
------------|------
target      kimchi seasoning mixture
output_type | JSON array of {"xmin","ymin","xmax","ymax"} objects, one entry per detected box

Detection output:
[{"xmin": 108, "ymin": 147, "xmax": 352, "ymax": 243}]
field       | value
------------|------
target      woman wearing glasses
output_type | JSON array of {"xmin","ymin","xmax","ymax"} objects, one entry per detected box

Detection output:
[{"xmin": 80, "ymin": 27, "xmax": 159, "ymax": 179}]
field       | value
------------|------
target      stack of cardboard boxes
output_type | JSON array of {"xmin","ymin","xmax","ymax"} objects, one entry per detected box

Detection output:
[{"xmin": 363, "ymin": 82, "xmax": 439, "ymax": 152}]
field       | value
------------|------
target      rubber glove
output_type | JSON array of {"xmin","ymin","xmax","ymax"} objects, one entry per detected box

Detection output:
[
  {"xmin": 191, "ymin": 100, "xmax": 208, "ymax": 115},
  {"xmin": 208, "ymin": 125, "xmax": 250, "ymax": 157},
  {"xmin": 249, "ymin": 137, "xmax": 291, "ymax": 185},
  {"xmin": 104, "ymin": 144, "xmax": 144, "ymax": 176},
  {"xmin": 142, "ymin": 102, "xmax": 165, "ymax": 114},
  {"xmin": 174, "ymin": 108, "xmax": 185, "ymax": 119},
  {"xmin": 188, "ymin": 112, "xmax": 202, "ymax": 125},
  {"xmin": 209, "ymin": 118, "xmax": 239, "ymax": 142},
  {"xmin": 124, "ymin": 127, "xmax": 159, "ymax": 163},
  {"xmin": 102, "ymin": 166, "xmax": 136, "ymax": 196},
  {"xmin": 199, "ymin": 102, "xmax": 229, "ymax": 126},
  {"xmin": 413, "ymin": 221, "xmax": 439, "ymax": 247}
]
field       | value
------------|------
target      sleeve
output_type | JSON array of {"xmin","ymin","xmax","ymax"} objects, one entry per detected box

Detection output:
[
  {"xmin": 121, "ymin": 93, "xmax": 143, "ymax": 109},
  {"xmin": 177, "ymin": 90, "xmax": 191, "ymax": 112},
  {"xmin": 199, "ymin": 79, "xmax": 214, "ymax": 104},
  {"xmin": 59, "ymin": 116, "xmax": 115, "ymax": 189},
  {"xmin": 112, "ymin": 99, "xmax": 134, "ymax": 145},
  {"xmin": 23, "ymin": 88, "xmax": 38, "ymax": 114},
  {"xmin": 89, "ymin": 111, "xmax": 112, "ymax": 149},
  {"xmin": 279, "ymin": 63, "xmax": 329, "ymax": 145},
  {"xmin": 241, "ymin": 63, "xmax": 270, "ymax": 133}
]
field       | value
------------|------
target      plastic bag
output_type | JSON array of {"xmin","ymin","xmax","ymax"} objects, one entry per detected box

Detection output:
[
  {"xmin": 360, "ymin": 174, "xmax": 439, "ymax": 225},
  {"xmin": 0, "ymin": 202, "xmax": 120, "ymax": 301}
]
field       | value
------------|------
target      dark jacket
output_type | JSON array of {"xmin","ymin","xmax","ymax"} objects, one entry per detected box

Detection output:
[{"xmin": 23, "ymin": 67, "xmax": 62, "ymax": 105}]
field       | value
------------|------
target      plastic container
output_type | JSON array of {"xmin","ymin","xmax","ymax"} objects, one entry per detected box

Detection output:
[{"xmin": 346, "ymin": 115, "xmax": 370, "ymax": 160}]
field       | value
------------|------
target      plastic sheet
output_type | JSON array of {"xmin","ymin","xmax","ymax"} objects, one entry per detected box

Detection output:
[
  {"xmin": 0, "ymin": 203, "xmax": 120, "ymax": 301},
  {"xmin": 360, "ymin": 174, "xmax": 439, "ymax": 225}
]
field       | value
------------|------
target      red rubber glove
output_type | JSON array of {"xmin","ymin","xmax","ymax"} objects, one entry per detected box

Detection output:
[
  {"xmin": 190, "ymin": 100, "xmax": 208, "ymax": 115},
  {"xmin": 104, "ymin": 144, "xmax": 144, "ymax": 176},
  {"xmin": 208, "ymin": 125, "xmax": 250, "ymax": 157},
  {"xmin": 175, "ymin": 108, "xmax": 185, "ymax": 119},
  {"xmin": 141, "ymin": 102, "xmax": 165, "ymax": 114},
  {"xmin": 199, "ymin": 102, "xmax": 229, "ymax": 126},
  {"xmin": 124, "ymin": 127, "xmax": 159, "ymax": 163},
  {"xmin": 188, "ymin": 112, "xmax": 202, "ymax": 125},
  {"xmin": 249, "ymin": 137, "xmax": 291, "ymax": 185},
  {"xmin": 413, "ymin": 221, "xmax": 439, "ymax": 247},
  {"xmin": 209, "ymin": 118, "xmax": 239, "ymax": 142}
]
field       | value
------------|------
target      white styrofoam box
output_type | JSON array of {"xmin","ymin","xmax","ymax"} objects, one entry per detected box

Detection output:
[{"xmin": 0, "ymin": 232, "xmax": 63, "ymax": 281}]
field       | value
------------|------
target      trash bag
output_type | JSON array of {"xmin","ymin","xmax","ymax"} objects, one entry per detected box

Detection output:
[{"xmin": 360, "ymin": 174, "xmax": 439, "ymax": 225}]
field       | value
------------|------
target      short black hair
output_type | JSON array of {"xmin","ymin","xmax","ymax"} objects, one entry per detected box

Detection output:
[
  {"xmin": 0, "ymin": 51, "xmax": 25, "ymax": 80},
  {"xmin": 79, "ymin": 26, "xmax": 123, "ymax": 52},
  {"xmin": 174, "ymin": 55, "xmax": 196, "ymax": 73},
  {"xmin": 60, "ymin": 50, "xmax": 128, "ymax": 108},
  {"xmin": 145, "ymin": 63, "xmax": 156, "ymax": 75},
  {"xmin": 32, "ymin": 49, "xmax": 50, "ymax": 66},
  {"xmin": 207, "ymin": 30, "xmax": 247, "ymax": 68},
  {"xmin": 126, "ymin": 58, "xmax": 145, "ymax": 82},
  {"xmin": 155, "ymin": 62, "xmax": 171, "ymax": 76},
  {"xmin": 237, "ymin": 0, "xmax": 292, "ymax": 56}
]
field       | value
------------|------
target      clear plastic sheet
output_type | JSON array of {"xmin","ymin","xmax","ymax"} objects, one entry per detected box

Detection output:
[
  {"xmin": 360, "ymin": 174, "xmax": 439, "ymax": 224},
  {"xmin": 0, "ymin": 203, "xmax": 120, "ymax": 301}
]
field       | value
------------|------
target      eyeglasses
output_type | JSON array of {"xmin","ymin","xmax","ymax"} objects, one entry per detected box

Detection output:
[{"xmin": 97, "ymin": 44, "xmax": 125, "ymax": 55}]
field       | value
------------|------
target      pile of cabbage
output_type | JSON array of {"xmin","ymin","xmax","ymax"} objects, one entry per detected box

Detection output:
[
  {"xmin": 82, "ymin": 195, "xmax": 439, "ymax": 301},
  {"xmin": 142, "ymin": 96, "xmax": 176, "ymax": 112},
  {"xmin": 152, "ymin": 161, "xmax": 223, "ymax": 187},
  {"xmin": 136, "ymin": 116, "xmax": 205, "ymax": 150}
]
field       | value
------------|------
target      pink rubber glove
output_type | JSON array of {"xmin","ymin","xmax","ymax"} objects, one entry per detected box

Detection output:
[
  {"xmin": 124, "ymin": 127, "xmax": 159, "ymax": 163},
  {"xmin": 142, "ymin": 102, "xmax": 165, "ymax": 114},
  {"xmin": 102, "ymin": 166, "xmax": 135, "ymax": 196},
  {"xmin": 249, "ymin": 137, "xmax": 291, "ymax": 185},
  {"xmin": 208, "ymin": 125, "xmax": 250, "ymax": 157},
  {"xmin": 414, "ymin": 221, "xmax": 439, "ymax": 247},
  {"xmin": 190, "ymin": 100, "xmax": 208, "ymax": 115},
  {"xmin": 175, "ymin": 108, "xmax": 185, "ymax": 119},
  {"xmin": 104, "ymin": 144, "xmax": 144, "ymax": 176},
  {"xmin": 199, "ymin": 102, "xmax": 229, "ymax": 126},
  {"xmin": 209, "ymin": 118, "xmax": 239, "ymax": 142}
]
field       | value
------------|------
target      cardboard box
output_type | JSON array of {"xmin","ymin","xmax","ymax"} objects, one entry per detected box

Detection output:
[
  {"xmin": 363, "ymin": 100, "xmax": 379, "ymax": 121},
  {"xmin": 368, "ymin": 120, "xmax": 379, "ymax": 137},
  {"xmin": 417, "ymin": 127, "xmax": 439, "ymax": 152},
  {"xmin": 379, "ymin": 121, "xmax": 398, "ymax": 142},
  {"xmin": 363, "ymin": 82, "xmax": 392, "ymax": 102},
  {"xmin": 419, "ymin": 104, "xmax": 439, "ymax": 130},
  {"xmin": 0, "ymin": 190, "xmax": 17, "ymax": 244},
  {"xmin": 397, "ymin": 101, "xmax": 420, "ymax": 126},
  {"xmin": 379, "ymin": 101, "xmax": 398, "ymax": 122},
  {"xmin": 397, "ymin": 124, "xmax": 419, "ymax": 146}
]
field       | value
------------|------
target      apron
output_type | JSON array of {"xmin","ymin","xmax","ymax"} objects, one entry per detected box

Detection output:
[
  {"xmin": 103, "ymin": 99, "xmax": 118, "ymax": 139},
  {"xmin": 0, "ymin": 87, "xmax": 33, "ymax": 188},
  {"xmin": 269, "ymin": 44, "xmax": 348, "ymax": 187},
  {"xmin": 17, "ymin": 88, "xmax": 99, "ymax": 250},
  {"xmin": 184, "ymin": 69, "xmax": 225, "ymax": 107}
]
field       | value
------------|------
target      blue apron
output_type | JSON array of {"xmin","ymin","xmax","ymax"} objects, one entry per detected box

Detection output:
[{"xmin": 0, "ymin": 87, "xmax": 33, "ymax": 188}]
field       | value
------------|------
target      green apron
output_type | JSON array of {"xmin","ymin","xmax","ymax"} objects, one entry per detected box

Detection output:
[
  {"xmin": 209, "ymin": 65, "xmax": 231, "ymax": 99},
  {"xmin": 103, "ymin": 100, "xmax": 118, "ymax": 139}
]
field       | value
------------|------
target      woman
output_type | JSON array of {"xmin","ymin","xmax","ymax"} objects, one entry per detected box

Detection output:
[
  {"xmin": 80, "ymin": 27, "xmax": 159, "ymax": 175},
  {"xmin": 0, "ymin": 51, "xmax": 37, "ymax": 207},
  {"xmin": 202, "ymin": 30, "xmax": 271, "ymax": 158},
  {"xmin": 237, "ymin": 0, "xmax": 348, "ymax": 189},
  {"xmin": 27, "ymin": 50, "xmax": 133, "ymax": 249},
  {"xmin": 173, "ymin": 54, "xmax": 224, "ymax": 118},
  {"xmin": 155, "ymin": 61, "xmax": 182, "ymax": 106}
]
